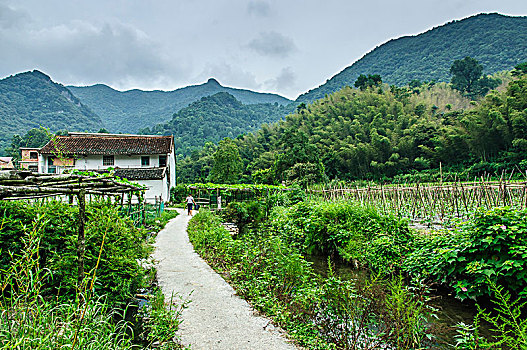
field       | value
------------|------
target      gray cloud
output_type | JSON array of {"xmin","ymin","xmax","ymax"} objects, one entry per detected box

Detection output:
[
  {"xmin": 0, "ymin": 5, "xmax": 189, "ymax": 89},
  {"xmin": 247, "ymin": 31, "xmax": 296, "ymax": 58},
  {"xmin": 0, "ymin": 2, "xmax": 29, "ymax": 29},
  {"xmin": 264, "ymin": 66, "xmax": 296, "ymax": 92},
  {"xmin": 247, "ymin": 1, "xmax": 271, "ymax": 17}
]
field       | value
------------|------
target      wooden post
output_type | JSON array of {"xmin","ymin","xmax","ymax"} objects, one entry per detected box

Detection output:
[{"xmin": 77, "ymin": 189, "xmax": 86, "ymax": 288}]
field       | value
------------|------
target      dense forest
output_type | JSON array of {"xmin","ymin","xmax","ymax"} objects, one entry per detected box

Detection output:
[
  {"xmin": 298, "ymin": 13, "xmax": 527, "ymax": 103},
  {"xmin": 69, "ymin": 78, "xmax": 291, "ymax": 133},
  {"xmin": 0, "ymin": 71, "xmax": 103, "ymax": 154},
  {"xmin": 177, "ymin": 63, "xmax": 527, "ymax": 185},
  {"xmin": 141, "ymin": 92, "xmax": 294, "ymax": 157}
]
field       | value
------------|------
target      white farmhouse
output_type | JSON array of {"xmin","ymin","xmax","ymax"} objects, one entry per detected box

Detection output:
[{"xmin": 38, "ymin": 132, "xmax": 176, "ymax": 202}]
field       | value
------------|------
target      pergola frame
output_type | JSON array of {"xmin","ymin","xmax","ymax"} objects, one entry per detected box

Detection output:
[{"xmin": 0, "ymin": 170, "xmax": 146, "ymax": 286}]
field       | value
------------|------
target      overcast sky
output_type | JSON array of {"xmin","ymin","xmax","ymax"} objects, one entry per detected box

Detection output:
[{"xmin": 1, "ymin": 0, "xmax": 525, "ymax": 99}]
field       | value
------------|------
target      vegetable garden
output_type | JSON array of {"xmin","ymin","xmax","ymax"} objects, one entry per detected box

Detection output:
[{"xmin": 186, "ymin": 184, "xmax": 527, "ymax": 349}]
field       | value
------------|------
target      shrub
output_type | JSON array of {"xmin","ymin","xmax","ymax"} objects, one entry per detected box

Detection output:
[
  {"xmin": 268, "ymin": 200, "xmax": 413, "ymax": 273},
  {"xmin": 405, "ymin": 207, "xmax": 527, "ymax": 300},
  {"xmin": 0, "ymin": 200, "xmax": 149, "ymax": 305}
]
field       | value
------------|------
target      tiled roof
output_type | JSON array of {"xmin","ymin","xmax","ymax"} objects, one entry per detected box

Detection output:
[
  {"xmin": 40, "ymin": 134, "xmax": 173, "ymax": 155},
  {"xmin": 98, "ymin": 167, "xmax": 166, "ymax": 180}
]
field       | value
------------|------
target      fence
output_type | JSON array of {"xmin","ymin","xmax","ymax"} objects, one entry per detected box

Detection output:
[{"xmin": 309, "ymin": 178, "xmax": 527, "ymax": 228}]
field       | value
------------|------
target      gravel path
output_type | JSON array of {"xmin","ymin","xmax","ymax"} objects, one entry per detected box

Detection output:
[{"xmin": 153, "ymin": 210, "xmax": 299, "ymax": 350}]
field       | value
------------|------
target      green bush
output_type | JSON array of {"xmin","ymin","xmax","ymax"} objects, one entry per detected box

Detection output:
[
  {"xmin": 405, "ymin": 207, "xmax": 527, "ymax": 300},
  {"xmin": 268, "ymin": 200, "xmax": 413, "ymax": 273},
  {"xmin": 0, "ymin": 200, "xmax": 149, "ymax": 305}
]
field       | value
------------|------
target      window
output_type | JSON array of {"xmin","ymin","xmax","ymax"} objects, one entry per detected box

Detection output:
[
  {"xmin": 28, "ymin": 165, "xmax": 38, "ymax": 172},
  {"xmin": 141, "ymin": 156, "xmax": 150, "ymax": 166},
  {"xmin": 29, "ymin": 151, "xmax": 38, "ymax": 159},
  {"xmin": 103, "ymin": 155, "xmax": 114, "ymax": 166},
  {"xmin": 159, "ymin": 155, "xmax": 167, "ymax": 167}
]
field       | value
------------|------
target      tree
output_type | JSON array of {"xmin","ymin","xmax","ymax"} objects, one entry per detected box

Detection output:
[
  {"xmin": 5, "ymin": 127, "xmax": 51, "ymax": 161},
  {"xmin": 450, "ymin": 57, "xmax": 500, "ymax": 98},
  {"xmin": 209, "ymin": 138, "xmax": 242, "ymax": 184},
  {"xmin": 354, "ymin": 74, "xmax": 382, "ymax": 90},
  {"xmin": 512, "ymin": 62, "xmax": 527, "ymax": 77}
]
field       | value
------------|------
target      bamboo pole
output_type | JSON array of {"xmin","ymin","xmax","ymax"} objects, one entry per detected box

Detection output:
[{"xmin": 77, "ymin": 189, "xmax": 86, "ymax": 288}]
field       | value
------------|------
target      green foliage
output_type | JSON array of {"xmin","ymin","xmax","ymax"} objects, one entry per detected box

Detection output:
[
  {"xmin": 354, "ymin": 74, "xmax": 382, "ymax": 90},
  {"xmin": 0, "ymin": 70, "xmax": 103, "ymax": 155},
  {"xmin": 512, "ymin": 62, "xmax": 527, "ymax": 77},
  {"xmin": 454, "ymin": 281, "xmax": 527, "ymax": 349},
  {"xmin": 137, "ymin": 289, "xmax": 187, "ymax": 349},
  {"xmin": 222, "ymin": 200, "xmax": 265, "ymax": 234},
  {"xmin": 184, "ymin": 67, "xmax": 527, "ymax": 183},
  {"xmin": 209, "ymin": 137, "xmax": 243, "ymax": 184},
  {"xmin": 4, "ymin": 127, "xmax": 51, "ymax": 161},
  {"xmin": 187, "ymin": 210, "xmax": 434, "ymax": 349},
  {"xmin": 298, "ymin": 13, "xmax": 527, "ymax": 103},
  {"xmin": 450, "ymin": 57, "xmax": 500, "ymax": 98},
  {"xmin": 0, "ymin": 200, "xmax": 148, "ymax": 304},
  {"xmin": 0, "ymin": 203, "xmax": 184, "ymax": 349},
  {"xmin": 404, "ymin": 207, "xmax": 527, "ymax": 300},
  {"xmin": 269, "ymin": 200, "xmax": 413, "ymax": 273},
  {"xmin": 69, "ymin": 79, "xmax": 291, "ymax": 134},
  {"xmin": 147, "ymin": 92, "xmax": 293, "ymax": 158}
]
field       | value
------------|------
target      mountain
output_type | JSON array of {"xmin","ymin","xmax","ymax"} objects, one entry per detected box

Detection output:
[
  {"xmin": 298, "ymin": 13, "xmax": 527, "ymax": 103},
  {"xmin": 68, "ymin": 78, "xmax": 292, "ymax": 134},
  {"xmin": 144, "ymin": 92, "xmax": 293, "ymax": 157},
  {"xmin": 177, "ymin": 70, "xmax": 527, "ymax": 185},
  {"xmin": 0, "ymin": 70, "xmax": 103, "ymax": 153}
]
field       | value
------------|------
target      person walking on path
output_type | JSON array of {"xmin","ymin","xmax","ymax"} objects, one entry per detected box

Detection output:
[{"xmin": 185, "ymin": 194, "xmax": 196, "ymax": 215}]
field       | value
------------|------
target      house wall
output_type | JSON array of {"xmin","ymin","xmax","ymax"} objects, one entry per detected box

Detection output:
[
  {"xmin": 140, "ymin": 177, "xmax": 169, "ymax": 202},
  {"xmin": 20, "ymin": 148, "xmax": 40, "ymax": 170},
  {"xmin": 75, "ymin": 154, "xmax": 163, "ymax": 170},
  {"xmin": 168, "ymin": 151, "xmax": 176, "ymax": 189}
]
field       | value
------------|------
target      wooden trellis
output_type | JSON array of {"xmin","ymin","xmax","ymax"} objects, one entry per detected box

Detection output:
[{"xmin": 0, "ymin": 170, "xmax": 146, "ymax": 286}]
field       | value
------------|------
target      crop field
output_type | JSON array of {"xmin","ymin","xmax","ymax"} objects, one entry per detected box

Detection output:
[{"xmin": 309, "ymin": 178, "xmax": 527, "ymax": 228}]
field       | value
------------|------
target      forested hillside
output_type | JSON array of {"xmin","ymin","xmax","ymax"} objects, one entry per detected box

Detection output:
[
  {"xmin": 142, "ymin": 92, "xmax": 293, "ymax": 157},
  {"xmin": 69, "ymin": 78, "xmax": 291, "ymax": 133},
  {"xmin": 0, "ymin": 71, "xmax": 103, "ymax": 154},
  {"xmin": 177, "ymin": 65, "xmax": 527, "ymax": 185},
  {"xmin": 298, "ymin": 13, "xmax": 527, "ymax": 103}
]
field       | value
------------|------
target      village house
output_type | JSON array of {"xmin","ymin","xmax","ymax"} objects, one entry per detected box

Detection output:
[
  {"xmin": 38, "ymin": 132, "xmax": 176, "ymax": 203},
  {"xmin": 19, "ymin": 148, "xmax": 40, "ymax": 171}
]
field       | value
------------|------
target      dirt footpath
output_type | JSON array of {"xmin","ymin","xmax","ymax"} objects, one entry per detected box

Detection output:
[{"xmin": 153, "ymin": 209, "xmax": 299, "ymax": 350}]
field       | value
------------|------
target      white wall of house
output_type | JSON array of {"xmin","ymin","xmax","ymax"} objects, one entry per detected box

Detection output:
[
  {"xmin": 168, "ymin": 151, "xmax": 176, "ymax": 188},
  {"xmin": 75, "ymin": 154, "xmax": 162, "ymax": 170},
  {"xmin": 141, "ymin": 177, "xmax": 169, "ymax": 202},
  {"xmin": 40, "ymin": 154, "xmax": 169, "ymax": 173}
]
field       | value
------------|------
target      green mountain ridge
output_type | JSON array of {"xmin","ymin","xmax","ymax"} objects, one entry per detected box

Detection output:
[
  {"xmin": 297, "ymin": 13, "xmax": 527, "ymax": 103},
  {"xmin": 68, "ymin": 78, "xmax": 292, "ymax": 134},
  {"xmin": 0, "ymin": 70, "xmax": 103, "ymax": 153},
  {"xmin": 144, "ymin": 91, "xmax": 293, "ymax": 157}
]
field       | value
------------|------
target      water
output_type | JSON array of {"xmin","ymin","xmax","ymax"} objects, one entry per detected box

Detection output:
[{"xmin": 306, "ymin": 255, "xmax": 483, "ymax": 347}]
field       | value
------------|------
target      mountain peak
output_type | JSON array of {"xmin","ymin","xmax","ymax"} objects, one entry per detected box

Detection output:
[{"xmin": 206, "ymin": 78, "xmax": 221, "ymax": 86}]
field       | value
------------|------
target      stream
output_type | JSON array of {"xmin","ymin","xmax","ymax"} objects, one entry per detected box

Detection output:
[{"xmin": 306, "ymin": 255, "xmax": 486, "ymax": 348}]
